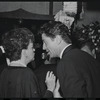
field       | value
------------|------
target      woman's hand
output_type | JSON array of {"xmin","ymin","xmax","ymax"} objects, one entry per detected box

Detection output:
[{"xmin": 45, "ymin": 71, "xmax": 56, "ymax": 92}]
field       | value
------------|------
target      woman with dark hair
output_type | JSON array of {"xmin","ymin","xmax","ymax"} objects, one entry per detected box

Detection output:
[{"xmin": 0, "ymin": 28, "xmax": 57, "ymax": 98}]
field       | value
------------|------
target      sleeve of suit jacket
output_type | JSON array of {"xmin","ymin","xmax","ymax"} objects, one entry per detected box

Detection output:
[
  {"xmin": 57, "ymin": 58, "xmax": 88, "ymax": 98},
  {"xmin": 43, "ymin": 90, "xmax": 53, "ymax": 98}
]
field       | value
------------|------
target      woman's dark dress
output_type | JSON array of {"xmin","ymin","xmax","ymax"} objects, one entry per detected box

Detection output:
[{"xmin": 0, "ymin": 66, "xmax": 52, "ymax": 98}]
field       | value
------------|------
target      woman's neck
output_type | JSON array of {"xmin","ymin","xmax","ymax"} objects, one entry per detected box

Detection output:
[{"xmin": 10, "ymin": 60, "xmax": 27, "ymax": 67}]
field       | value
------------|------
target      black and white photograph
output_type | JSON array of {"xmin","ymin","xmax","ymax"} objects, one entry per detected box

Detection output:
[{"xmin": 0, "ymin": 1, "xmax": 99, "ymax": 99}]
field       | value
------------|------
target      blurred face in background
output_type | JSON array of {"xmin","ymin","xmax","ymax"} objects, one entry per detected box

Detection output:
[{"xmin": 81, "ymin": 44, "xmax": 96, "ymax": 59}]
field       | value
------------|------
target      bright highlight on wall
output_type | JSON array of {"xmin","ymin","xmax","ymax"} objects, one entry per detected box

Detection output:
[{"xmin": 63, "ymin": 2, "xmax": 77, "ymax": 14}]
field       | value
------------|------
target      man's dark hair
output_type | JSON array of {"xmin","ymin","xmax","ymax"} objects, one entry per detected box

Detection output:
[
  {"xmin": 2, "ymin": 28, "xmax": 34, "ymax": 61},
  {"xmin": 39, "ymin": 21, "xmax": 72, "ymax": 44}
]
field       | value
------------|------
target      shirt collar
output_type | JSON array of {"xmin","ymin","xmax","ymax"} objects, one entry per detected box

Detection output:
[
  {"xmin": 10, "ymin": 61, "xmax": 27, "ymax": 67},
  {"xmin": 60, "ymin": 44, "xmax": 72, "ymax": 59}
]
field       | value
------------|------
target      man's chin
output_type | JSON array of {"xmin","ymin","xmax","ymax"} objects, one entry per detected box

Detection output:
[{"xmin": 28, "ymin": 58, "xmax": 34, "ymax": 64}]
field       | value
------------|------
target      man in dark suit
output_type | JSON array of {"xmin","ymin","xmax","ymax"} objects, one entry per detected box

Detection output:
[{"xmin": 39, "ymin": 21, "xmax": 100, "ymax": 98}]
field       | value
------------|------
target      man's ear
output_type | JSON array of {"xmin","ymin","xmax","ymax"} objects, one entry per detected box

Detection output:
[{"xmin": 55, "ymin": 35, "xmax": 62, "ymax": 45}]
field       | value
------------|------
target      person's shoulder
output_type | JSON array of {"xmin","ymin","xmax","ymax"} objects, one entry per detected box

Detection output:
[
  {"xmin": 6, "ymin": 66, "xmax": 34, "ymax": 76},
  {"xmin": 23, "ymin": 67, "xmax": 35, "ymax": 75},
  {"xmin": 19, "ymin": 67, "xmax": 37, "ymax": 81},
  {"xmin": 65, "ymin": 48, "xmax": 89, "ymax": 57}
]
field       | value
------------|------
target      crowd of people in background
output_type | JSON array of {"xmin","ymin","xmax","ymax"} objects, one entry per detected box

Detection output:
[{"xmin": 0, "ymin": 10, "xmax": 100, "ymax": 98}]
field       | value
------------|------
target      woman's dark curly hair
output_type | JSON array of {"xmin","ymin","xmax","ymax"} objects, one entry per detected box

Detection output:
[{"xmin": 2, "ymin": 28, "xmax": 34, "ymax": 61}]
